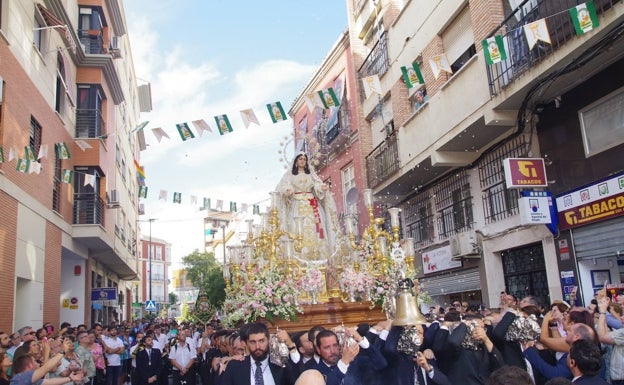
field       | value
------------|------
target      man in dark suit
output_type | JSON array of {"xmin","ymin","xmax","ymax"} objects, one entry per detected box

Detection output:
[
  {"xmin": 568, "ymin": 339, "xmax": 609, "ymax": 385},
  {"xmin": 383, "ymin": 323, "xmax": 450, "ymax": 385},
  {"xmin": 433, "ymin": 314, "xmax": 505, "ymax": 385},
  {"xmin": 310, "ymin": 330, "xmax": 359, "ymax": 385},
  {"xmin": 219, "ymin": 323, "xmax": 291, "ymax": 385},
  {"xmin": 135, "ymin": 334, "xmax": 163, "ymax": 385}
]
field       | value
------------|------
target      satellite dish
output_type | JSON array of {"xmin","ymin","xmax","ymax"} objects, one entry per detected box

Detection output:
[{"xmin": 345, "ymin": 188, "xmax": 359, "ymax": 214}]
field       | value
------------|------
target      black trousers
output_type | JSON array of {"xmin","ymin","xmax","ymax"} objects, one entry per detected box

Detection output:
[{"xmin": 172, "ymin": 368, "xmax": 195, "ymax": 385}]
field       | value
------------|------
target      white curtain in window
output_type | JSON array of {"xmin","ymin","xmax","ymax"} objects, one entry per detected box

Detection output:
[{"xmin": 442, "ymin": 7, "xmax": 475, "ymax": 64}]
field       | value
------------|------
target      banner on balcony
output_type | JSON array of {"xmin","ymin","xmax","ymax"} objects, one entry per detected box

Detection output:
[
  {"xmin": 482, "ymin": 36, "xmax": 507, "ymax": 65},
  {"xmin": 401, "ymin": 63, "xmax": 424, "ymax": 88},
  {"xmin": 267, "ymin": 102, "xmax": 287, "ymax": 123},
  {"xmin": 173, "ymin": 192, "xmax": 182, "ymax": 204},
  {"xmin": 570, "ymin": 1, "xmax": 599, "ymax": 35},
  {"xmin": 523, "ymin": 19, "xmax": 551, "ymax": 50}
]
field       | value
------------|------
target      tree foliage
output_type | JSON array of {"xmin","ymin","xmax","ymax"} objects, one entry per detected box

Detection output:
[
  {"xmin": 180, "ymin": 249, "xmax": 226, "ymax": 308},
  {"xmin": 169, "ymin": 292, "xmax": 179, "ymax": 304}
]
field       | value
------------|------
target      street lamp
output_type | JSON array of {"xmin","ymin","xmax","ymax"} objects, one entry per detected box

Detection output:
[{"xmin": 148, "ymin": 218, "xmax": 157, "ymax": 304}]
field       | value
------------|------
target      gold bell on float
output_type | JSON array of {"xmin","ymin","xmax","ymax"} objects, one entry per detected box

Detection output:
[{"xmin": 393, "ymin": 278, "xmax": 427, "ymax": 326}]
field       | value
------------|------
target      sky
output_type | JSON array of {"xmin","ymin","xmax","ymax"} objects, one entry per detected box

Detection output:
[{"xmin": 123, "ymin": 1, "xmax": 348, "ymax": 266}]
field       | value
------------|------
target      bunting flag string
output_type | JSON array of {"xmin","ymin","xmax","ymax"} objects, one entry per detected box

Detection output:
[{"xmin": 482, "ymin": 1, "xmax": 601, "ymax": 66}]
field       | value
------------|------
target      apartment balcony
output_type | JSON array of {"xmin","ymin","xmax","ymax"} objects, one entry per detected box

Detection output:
[
  {"xmin": 73, "ymin": 193, "xmax": 137, "ymax": 279},
  {"xmin": 366, "ymin": 130, "xmax": 399, "ymax": 188},
  {"xmin": 76, "ymin": 109, "xmax": 105, "ymax": 138},
  {"xmin": 373, "ymin": 1, "xmax": 623, "ymax": 205},
  {"xmin": 78, "ymin": 29, "xmax": 105, "ymax": 55},
  {"xmin": 358, "ymin": 32, "xmax": 389, "ymax": 89},
  {"xmin": 73, "ymin": 193, "xmax": 105, "ymax": 225},
  {"xmin": 487, "ymin": 0, "xmax": 622, "ymax": 99}
]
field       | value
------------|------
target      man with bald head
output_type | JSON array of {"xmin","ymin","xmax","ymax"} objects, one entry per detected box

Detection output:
[
  {"xmin": 523, "ymin": 323, "xmax": 597, "ymax": 381},
  {"xmin": 295, "ymin": 369, "xmax": 325, "ymax": 385}
]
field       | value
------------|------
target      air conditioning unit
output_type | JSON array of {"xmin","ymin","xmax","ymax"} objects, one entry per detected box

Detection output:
[
  {"xmin": 450, "ymin": 231, "xmax": 481, "ymax": 259},
  {"xmin": 107, "ymin": 189, "xmax": 120, "ymax": 207}
]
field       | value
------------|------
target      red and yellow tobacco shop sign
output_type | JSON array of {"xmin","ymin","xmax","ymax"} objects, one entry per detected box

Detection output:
[
  {"xmin": 556, "ymin": 173, "xmax": 624, "ymax": 231},
  {"xmin": 503, "ymin": 158, "xmax": 548, "ymax": 188}
]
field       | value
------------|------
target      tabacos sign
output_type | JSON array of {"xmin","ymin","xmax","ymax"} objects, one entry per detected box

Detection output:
[
  {"xmin": 503, "ymin": 158, "xmax": 548, "ymax": 188},
  {"xmin": 556, "ymin": 172, "xmax": 624, "ymax": 231}
]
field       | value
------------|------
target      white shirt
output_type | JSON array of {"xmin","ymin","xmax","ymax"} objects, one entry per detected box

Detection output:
[
  {"xmin": 152, "ymin": 333, "xmax": 168, "ymax": 351},
  {"xmin": 169, "ymin": 342, "xmax": 195, "ymax": 369},
  {"xmin": 250, "ymin": 358, "xmax": 275, "ymax": 385},
  {"xmin": 103, "ymin": 335, "xmax": 125, "ymax": 366}
]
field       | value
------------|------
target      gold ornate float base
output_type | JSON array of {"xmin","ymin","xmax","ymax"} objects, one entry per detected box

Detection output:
[{"xmin": 259, "ymin": 298, "xmax": 387, "ymax": 332}]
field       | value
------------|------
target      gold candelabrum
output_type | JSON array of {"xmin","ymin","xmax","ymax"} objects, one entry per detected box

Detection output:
[
  {"xmin": 345, "ymin": 189, "xmax": 416, "ymax": 277},
  {"xmin": 225, "ymin": 192, "xmax": 304, "ymax": 290}
]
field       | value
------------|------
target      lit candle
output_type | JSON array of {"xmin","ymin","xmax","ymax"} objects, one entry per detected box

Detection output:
[
  {"xmin": 388, "ymin": 207, "xmax": 400, "ymax": 228},
  {"xmin": 363, "ymin": 189, "xmax": 374, "ymax": 208}
]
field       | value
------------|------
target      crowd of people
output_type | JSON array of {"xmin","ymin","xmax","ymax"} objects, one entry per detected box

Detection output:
[{"xmin": 0, "ymin": 290, "xmax": 623, "ymax": 385}]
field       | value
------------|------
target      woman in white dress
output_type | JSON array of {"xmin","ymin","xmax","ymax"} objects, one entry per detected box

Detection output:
[{"xmin": 275, "ymin": 153, "xmax": 347, "ymax": 273}]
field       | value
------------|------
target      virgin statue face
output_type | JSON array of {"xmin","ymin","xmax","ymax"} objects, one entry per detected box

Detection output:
[{"xmin": 296, "ymin": 155, "xmax": 308, "ymax": 168}]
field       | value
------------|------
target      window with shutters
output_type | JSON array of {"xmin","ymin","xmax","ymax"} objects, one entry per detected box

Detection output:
[
  {"xmin": 30, "ymin": 117, "xmax": 43, "ymax": 156},
  {"xmin": 341, "ymin": 163, "xmax": 356, "ymax": 212},
  {"xmin": 442, "ymin": 6, "xmax": 476, "ymax": 74}
]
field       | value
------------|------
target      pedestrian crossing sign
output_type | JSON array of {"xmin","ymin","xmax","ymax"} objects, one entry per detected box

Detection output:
[{"xmin": 145, "ymin": 300, "xmax": 156, "ymax": 311}]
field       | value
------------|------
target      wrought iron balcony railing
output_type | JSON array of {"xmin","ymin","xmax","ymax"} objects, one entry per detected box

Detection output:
[
  {"xmin": 73, "ymin": 193, "xmax": 105, "ymax": 225},
  {"xmin": 487, "ymin": 0, "xmax": 617, "ymax": 96},
  {"xmin": 76, "ymin": 109, "xmax": 105, "ymax": 138},
  {"xmin": 366, "ymin": 130, "xmax": 399, "ymax": 188},
  {"xmin": 358, "ymin": 32, "xmax": 389, "ymax": 100},
  {"xmin": 78, "ymin": 29, "xmax": 105, "ymax": 54}
]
